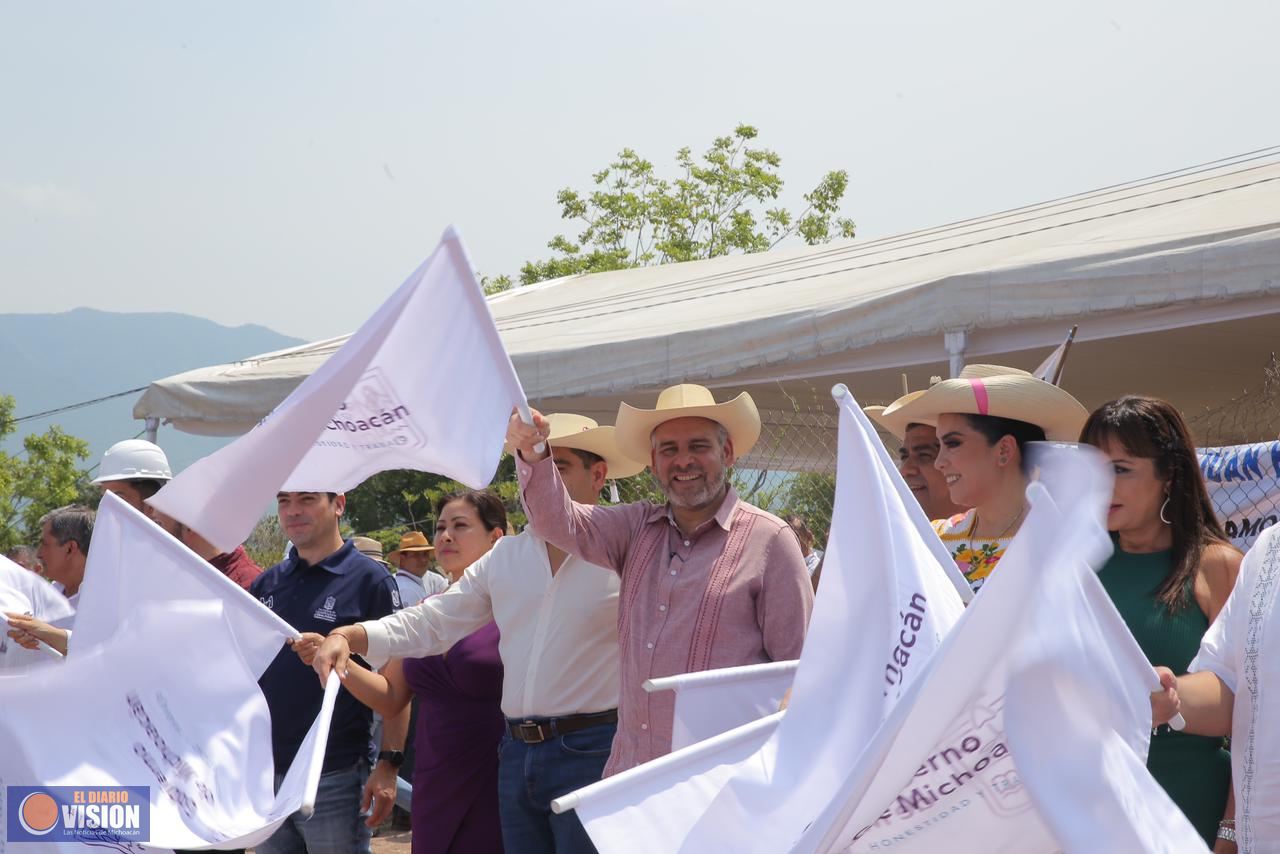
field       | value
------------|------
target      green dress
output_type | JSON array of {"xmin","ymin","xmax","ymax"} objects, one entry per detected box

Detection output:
[{"xmin": 1097, "ymin": 541, "xmax": 1230, "ymax": 848}]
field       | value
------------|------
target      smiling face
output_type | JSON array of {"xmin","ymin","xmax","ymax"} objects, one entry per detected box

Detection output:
[
  {"xmin": 933, "ymin": 413, "xmax": 1012, "ymax": 508},
  {"xmin": 276, "ymin": 492, "xmax": 344, "ymax": 552},
  {"xmin": 1097, "ymin": 436, "xmax": 1168, "ymax": 534},
  {"xmin": 899, "ymin": 423, "xmax": 963, "ymax": 520},
  {"xmin": 650, "ymin": 417, "xmax": 734, "ymax": 512},
  {"xmin": 433, "ymin": 498, "xmax": 502, "ymax": 580}
]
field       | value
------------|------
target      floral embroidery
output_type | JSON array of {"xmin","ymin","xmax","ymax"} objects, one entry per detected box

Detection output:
[{"xmin": 932, "ymin": 511, "xmax": 1011, "ymax": 592}]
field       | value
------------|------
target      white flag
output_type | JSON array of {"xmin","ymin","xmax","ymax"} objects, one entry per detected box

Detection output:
[
  {"xmin": 1032, "ymin": 326, "xmax": 1077, "ymax": 386},
  {"xmin": 68, "ymin": 492, "xmax": 296, "ymax": 676},
  {"xmin": 0, "ymin": 599, "xmax": 340, "ymax": 851},
  {"xmin": 557, "ymin": 385, "xmax": 967, "ymax": 851},
  {"xmin": 646, "ymin": 660, "xmax": 798, "ymax": 751},
  {"xmin": 0, "ymin": 555, "xmax": 75, "ymax": 669},
  {"xmin": 803, "ymin": 447, "xmax": 1203, "ymax": 854},
  {"xmin": 150, "ymin": 227, "xmax": 528, "ymax": 552}
]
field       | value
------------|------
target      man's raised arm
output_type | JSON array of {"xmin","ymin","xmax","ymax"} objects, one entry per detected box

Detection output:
[{"xmin": 507, "ymin": 409, "xmax": 641, "ymax": 572}]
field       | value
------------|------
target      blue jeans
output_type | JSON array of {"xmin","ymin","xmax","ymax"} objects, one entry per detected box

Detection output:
[
  {"xmin": 257, "ymin": 760, "xmax": 372, "ymax": 854},
  {"xmin": 497, "ymin": 720, "xmax": 615, "ymax": 854}
]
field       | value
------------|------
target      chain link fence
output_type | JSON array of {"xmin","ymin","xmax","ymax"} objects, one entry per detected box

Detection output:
[
  {"xmin": 345, "ymin": 358, "xmax": 1280, "ymax": 559},
  {"xmin": 1188, "ymin": 354, "xmax": 1280, "ymax": 550}
]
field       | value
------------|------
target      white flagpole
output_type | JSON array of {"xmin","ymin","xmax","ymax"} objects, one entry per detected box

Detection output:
[
  {"xmin": 515, "ymin": 403, "xmax": 547, "ymax": 455},
  {"xmin": 299, "ymin": 671, "xmax": 342, "ymax": 818}
]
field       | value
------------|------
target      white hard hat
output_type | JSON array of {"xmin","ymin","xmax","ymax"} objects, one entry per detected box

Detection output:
[{"xmin": 93, "ymin": 439, "xmax": 173, "ymax": 484}]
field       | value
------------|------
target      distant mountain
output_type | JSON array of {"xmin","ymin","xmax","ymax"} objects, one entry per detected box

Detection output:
[{"xmin": 0, "ymin": 309, "xmax": 305, "ymax": 474}]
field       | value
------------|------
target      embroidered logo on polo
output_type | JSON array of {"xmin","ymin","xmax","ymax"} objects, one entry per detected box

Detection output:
[
  {"xmin": 391, "ymin": 589, "xmax": 401, "ymax": 609},
  {"xmin": 316, "ymin": 367, "xmax": 427, "ymax": 454},
  {"xmin": 313, "ymin": 595, "xmax": 338, "ymax": 623},
  {"xmin": 259, "ymin": 595, "xmax": 274, "ymax": 610}
]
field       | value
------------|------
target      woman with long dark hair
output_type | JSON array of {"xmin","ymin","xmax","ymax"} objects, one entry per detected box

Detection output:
[{"xmin": 1081, "ymin": 395, "xmax": 1242, "ymax": 849}]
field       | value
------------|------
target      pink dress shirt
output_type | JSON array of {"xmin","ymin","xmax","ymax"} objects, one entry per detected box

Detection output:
[{"xmin": 517, "ymin": 454, "xmax": 813, "ymax": 776}]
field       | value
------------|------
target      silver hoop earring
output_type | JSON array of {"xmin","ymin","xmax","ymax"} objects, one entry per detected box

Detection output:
[{"xmin": 1159, "ymin": 498, "xmax": 1172, "ymax": 525}]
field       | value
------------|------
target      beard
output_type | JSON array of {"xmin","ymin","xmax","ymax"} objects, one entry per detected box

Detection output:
[{"xmin": 660, "ymin": 464, "xmax": 729, "ymax": 510}]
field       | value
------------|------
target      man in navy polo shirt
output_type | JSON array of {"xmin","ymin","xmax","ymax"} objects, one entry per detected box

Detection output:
[{"xmin": 251, "ymin": 491, "xmax": 400, "ymax": 854}]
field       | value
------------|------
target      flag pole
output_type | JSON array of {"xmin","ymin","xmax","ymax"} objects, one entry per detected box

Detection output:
[
  {"xmin": 1052, "ymin": 325, "xmax": 1078, "ymax": 386},
  {"xmin": 516, "ymin": 403, "xmax": 547, "ymax": 454},
  {"xmin": 300, "ymin": 671, "xmax": 342, "ymax": 818}
]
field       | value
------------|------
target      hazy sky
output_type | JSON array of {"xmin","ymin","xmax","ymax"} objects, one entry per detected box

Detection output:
[{"xmin": 3, "ymin": 1, "xmax": 1278, "ymax": 342}]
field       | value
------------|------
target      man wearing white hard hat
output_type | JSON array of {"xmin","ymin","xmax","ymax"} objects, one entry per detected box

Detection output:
[
  {"xmin": 92, "ymin": 438, "xmax": 172, "ymax": 517},
  {"xmin": 315, "ymin": 414, "xmax": 647, "ymax": 854},
  {"xmin": 506, "ymin": 386, "xmax": 814, "ymax": 776}
]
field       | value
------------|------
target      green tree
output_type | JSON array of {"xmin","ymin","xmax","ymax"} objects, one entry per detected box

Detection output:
[
  {"xmin": 779, "ymin": 471, "xmax": 836, "ymax": 546},
  {"xmin": 505, "ymin": 124, "xmax": 856, "ymax": 288},
  {"xmin": 0, "ymin": 395, "xmax": 93, "ymax": 551},
  {"xmin": 343, "ymin": 455, "xmax": 527, "ymax": 537}
]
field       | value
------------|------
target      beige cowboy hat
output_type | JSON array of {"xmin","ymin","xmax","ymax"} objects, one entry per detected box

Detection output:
[
  {"xmin": 867, "ymin": 365, "xmax": 1033, "ymax": 440},
  {"xmin": 352, "ymin": 535, "xmax": 390, "ymax": 568},
  {"xmin": 507, "ymin": 413, "xmax": 649, "ymax": 479},
  {"xmin": 888, "ymin": 368, "xmax": 1088, "ymax": 442},
  {"xmin": 614, "ymin": 384, "xmax": 761, "ymax": 462},
  {"xmin": 387, "ymin": 530, "xmax": 434, "ymax": 564}
]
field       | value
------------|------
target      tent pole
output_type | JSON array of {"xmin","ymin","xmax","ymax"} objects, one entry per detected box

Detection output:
[
  {"xmin": 944, "ymin": 330, "xmax": 968, "ymax": 378},
  {"xmin": 144, "ymin": 416, "xmax": 159, "ymax": 444}
]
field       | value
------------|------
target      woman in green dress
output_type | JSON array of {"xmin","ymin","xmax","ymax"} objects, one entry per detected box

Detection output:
[{"xmin": 1080, "ymin": 396, "xmax": 1242, "ymax": 851}]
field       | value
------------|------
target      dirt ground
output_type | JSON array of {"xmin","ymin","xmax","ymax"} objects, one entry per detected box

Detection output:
[{"xmin": 370, "ymin": 827, "xmax": 413, "ymax": 852}]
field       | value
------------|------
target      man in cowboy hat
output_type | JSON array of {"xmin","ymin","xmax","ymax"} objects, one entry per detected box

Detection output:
[
  {"xmin": 505, "ymin": 385, "xmax": 814, "ymax": 776},
  {"xmin": 313, "ymin": 414, "xmax": 647, "ymax": 854},
  {"xmin": 387, "ymin": 531, "xmax": 448, "ymax": 605}
]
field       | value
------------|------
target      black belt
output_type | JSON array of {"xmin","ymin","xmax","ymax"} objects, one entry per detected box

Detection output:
[{"xmin": 507, "ymin": 709, "xmax": 618, "ymax": 744}]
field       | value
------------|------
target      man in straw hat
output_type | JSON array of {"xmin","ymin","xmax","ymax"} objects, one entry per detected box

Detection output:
[
  {"xmin": 387, "ymin": 530, "xmax": 448, "ymax": 605},
  {"xmin": 314, "ymin": 414, "xmax": 646, "ymax": 854},
  {"xmin": 505, "ymin": 385, "xmax": 814, "ymax": 776}
]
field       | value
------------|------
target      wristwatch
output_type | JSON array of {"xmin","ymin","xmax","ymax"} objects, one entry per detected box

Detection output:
[{"xmin": 377, "ymin": 750, "xmax": 405, "ymax": 768}]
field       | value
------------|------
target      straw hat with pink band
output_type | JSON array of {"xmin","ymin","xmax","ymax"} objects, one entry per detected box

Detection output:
[
  {"xmin": 867, "ymin": 365, "xmax": 1035, "ymax": 440},
  {"xmin": 886, "ymin": 368, "xmax": 1088, "ymax": 442}
]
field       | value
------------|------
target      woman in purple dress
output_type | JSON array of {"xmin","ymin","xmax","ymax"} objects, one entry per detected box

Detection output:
[{"xmin": 327, "ymin": 490, "xmax": 507, "ymax": 854}]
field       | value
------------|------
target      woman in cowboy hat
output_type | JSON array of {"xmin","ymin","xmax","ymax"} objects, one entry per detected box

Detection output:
[
  {"xmin": 1080, "ymin": 396, "xmax": 1241, "ymax": 847},
  {"xmin": 886, "ymin": 367, "xmax": 1088, "ymax": 592}
]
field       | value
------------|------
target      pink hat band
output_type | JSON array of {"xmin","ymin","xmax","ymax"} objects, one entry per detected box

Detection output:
[{"xmin": 967, "ymin": 378, "xmax": 990, "ymax": 416}]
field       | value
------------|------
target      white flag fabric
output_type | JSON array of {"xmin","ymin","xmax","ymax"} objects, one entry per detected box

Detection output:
[
  {"xmin": 0, "ymin": 555, "xmax": 75, "ymax": 669},
  {"xmin": 0, "ymin": 599, "xmax": 340, "ymax": 851},
  {"xmin": 68, "ymin": 492, "xmax": 296, "ymax": 676},
  {"xmin": 1032, "ymin": 326, "xmax": 1077, "ymax": 386},
  {"xmin": 557, "ymin": 385, "xmax": 967, "ymax": 851},
  {"xmin": 646, "ymin": 660, "xmax": 798, "ymax": 751},
  {"xmin": 150, "ymin": 227, "xmax": 528, "ymax": 552},
  {"xmin": 803, "ymin": 448, "xmax": 1203, "ymax": 854}
]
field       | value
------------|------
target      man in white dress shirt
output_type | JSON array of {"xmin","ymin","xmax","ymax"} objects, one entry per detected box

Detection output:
[
  {"xmin": 313, "ymin": 414, "xmax": 646, "ymax": 854},
  {"xmin": 1153, "ymin": 522, "xmax": 1280, "ymax": 851}
]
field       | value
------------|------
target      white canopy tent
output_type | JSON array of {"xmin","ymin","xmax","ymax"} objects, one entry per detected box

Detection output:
[{"xmin": 136, "ymin": 153, "xmax": 1280, "ymax": 467}]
